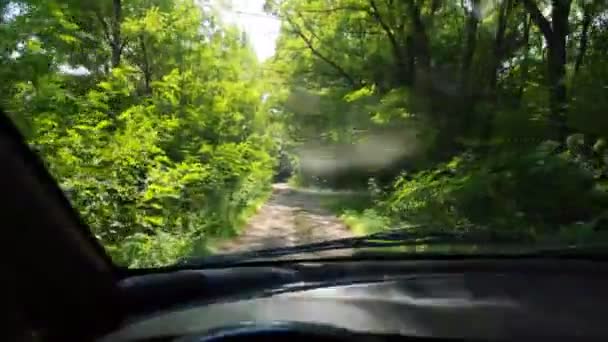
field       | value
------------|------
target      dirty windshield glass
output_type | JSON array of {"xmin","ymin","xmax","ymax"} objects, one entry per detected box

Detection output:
[{"xmin": 3, "ymin": 0, "xmax": 608, "ymax": 267}]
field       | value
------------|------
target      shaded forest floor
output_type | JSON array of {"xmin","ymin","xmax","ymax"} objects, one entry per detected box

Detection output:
[{"xmin": 215, "ymin": 183, "xmax": 358, "ymax": 254}]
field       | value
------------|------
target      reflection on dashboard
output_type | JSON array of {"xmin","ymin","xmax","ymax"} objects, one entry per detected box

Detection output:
[{"xmin": 104, "ymin": 270, "xmax": 608, "ymax": 341}]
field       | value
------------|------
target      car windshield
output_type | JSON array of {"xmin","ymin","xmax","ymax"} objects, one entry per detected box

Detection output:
[{"xmin": 3, "ymin": 0, "xmax": 608, "ymax": 268}]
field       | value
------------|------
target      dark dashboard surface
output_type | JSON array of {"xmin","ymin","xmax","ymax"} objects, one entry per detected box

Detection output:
[{"xmin": 103, "ymin": 259, "xmax": 608, "ymax": 341}]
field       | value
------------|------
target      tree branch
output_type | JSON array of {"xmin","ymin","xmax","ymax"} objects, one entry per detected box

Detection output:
[
  {"xmin": 296, "ymin": 12, "xmax": 323, "ymax": 42},
  {"xmin": 94, "ymin": 11, "xmax": 111, "ymax": 43},
  {"xmin": 296, "ymin": 6, "xmax": 368, "ymax": 14},
  {"xmin": 368, "ymin": 0, "xmax": 404, "ymax": 63},
  {"xmin": 520, "ymin": 0, "xmax": 552, "ymax": 39},
  {"xmin": 285, "ymin": 16, "xmax": 358, "ymax": 88}
]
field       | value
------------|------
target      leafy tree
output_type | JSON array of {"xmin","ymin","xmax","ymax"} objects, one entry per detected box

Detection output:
[
  {"xmin": 2, "ymin": 0, "xmax": 278, "ymax": 267},
  {"xmin": 267, "ymin": 0, "xmax": 608, "ymax": 238}
]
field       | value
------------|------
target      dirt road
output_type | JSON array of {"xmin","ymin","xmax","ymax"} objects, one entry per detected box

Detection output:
[{"xmin": 216, "ymin": 183, "xmax": 354, "ymax": 254}]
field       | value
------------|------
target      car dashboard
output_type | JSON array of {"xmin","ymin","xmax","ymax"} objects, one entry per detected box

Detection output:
[{"xmin": 101, "ymin": 259, "xmax": 608, "ymax": 341}]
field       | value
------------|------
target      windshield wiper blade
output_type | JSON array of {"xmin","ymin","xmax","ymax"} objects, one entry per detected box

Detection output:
[{"xmin": 178, "ymin": 229, "xmax": 527, "ymax": 267}]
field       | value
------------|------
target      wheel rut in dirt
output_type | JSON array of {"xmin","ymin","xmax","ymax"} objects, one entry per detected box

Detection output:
[{"xmin": 216, "ymin": 183, "xmax": 354, "ymax": 255}]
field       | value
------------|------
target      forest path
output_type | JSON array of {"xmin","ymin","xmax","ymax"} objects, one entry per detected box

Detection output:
[{"xmin": 216, "ymin": 183, "xmax": 355, "ymax": 254}]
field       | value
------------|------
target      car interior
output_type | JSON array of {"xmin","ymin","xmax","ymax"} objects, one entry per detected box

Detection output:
[{"xmin": 6, "ymin": 106, "xmax": 608, "ymax": 342}]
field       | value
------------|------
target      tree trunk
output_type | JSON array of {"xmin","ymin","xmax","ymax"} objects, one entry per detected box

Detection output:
[
  {"xmin": 489, "ymin": 0, "xmax": 513, "ymax": 93},
  {"xmin": 522, "ymin": 0, "xmax": 572, "ymax": 141},
  {"xmin": 461, "ymin": 0, "xmax": 480, "ymax": 96},
  {"xmin": 411, "ymin": 4, "xmax": 431, "ymax": 71},
  {"xmin": 574, "ymin": 2, "xmax": 593, "ymax": 74},
  {"xmin": 139, "ymin": 35, "xmax": 151, "ymax": 95},
  {"xmin": 409, "ymin": 1, "xmax": 431, "ymax": 91},
  {"xmin": 460, "ymin": 0, "xmax": 480, "ymax": 136},
  {"xmin": 406, "ymin": 35, "xmax": 415, "ymax": 84},
  {"xmin": 517, "ymin": 15, "xmax": 532, "ymax": 103},
  {"xmin": 110, "ymin": 0, "xmax": 123, "ymax": 68},
  {"xmin": 547, "ymin": 0, "xmax": 571, "ymax": 141}
]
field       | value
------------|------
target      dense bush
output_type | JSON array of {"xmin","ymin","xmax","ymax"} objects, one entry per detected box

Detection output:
[
  {"xmin": 27, "ymin": 69, "xmax": 277, "ymax": 267},
  {"xmin": 380, "ymin": 143, "xmax": 608, "ymax": 237}
]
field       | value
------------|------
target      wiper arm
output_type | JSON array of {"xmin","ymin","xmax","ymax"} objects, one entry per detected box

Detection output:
[{"xmin": 178, "ymin": 229, "xmax": 526, "ymax": 267}]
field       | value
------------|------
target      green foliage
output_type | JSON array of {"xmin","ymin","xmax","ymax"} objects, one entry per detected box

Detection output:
[
  {"xmin": 569, "ymin": 58, "xmax": 608, "ymax": 136},
  {"xmin": 2, "ymin": 0, "xmax": 279, "ymax": 267},
  {"xmin": 340, "ymin": 209, "xmax": 390, "ymax": 236},
  {"xmin": 3, "ymin": 0, "xmax": 608, "ymax": 265},
  {"xmin": 381, "ymin": 144, "xmax": 607, "ymax": 237},
  {"xmin": 268, "ymin": 0, "xmax": 608, "ymax": 246},
  {"xmin": 106, "ymin": 232, "xmax": 194, "ymax": 268}
]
